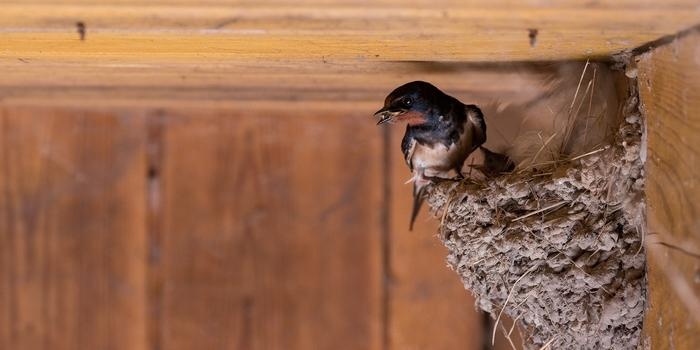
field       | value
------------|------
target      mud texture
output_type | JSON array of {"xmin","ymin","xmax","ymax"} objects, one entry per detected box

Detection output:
[{"xmin": 426, "ymin": 80, "xmax": 646, "ymax": 349}]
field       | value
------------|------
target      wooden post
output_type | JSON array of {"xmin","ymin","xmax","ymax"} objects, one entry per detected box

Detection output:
[{"xmin": 637, "ymin": 29, "xmax": 700, "ymax": 348}]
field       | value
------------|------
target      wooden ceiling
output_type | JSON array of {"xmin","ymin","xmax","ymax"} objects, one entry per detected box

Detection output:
[{"xmin": 1, "ymin": 0, "xmax": 699, "ymax": 105}]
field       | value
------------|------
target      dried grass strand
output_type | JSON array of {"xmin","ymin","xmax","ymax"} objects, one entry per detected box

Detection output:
[
  {"xmin": 511, "ymin": 200, "xmax": 568, "ymax": 222},
  {"xmin": 537, "ymin": 336, "xmax": 558, "ymax": 350},
  {"xmin": 491, "ymin": 265, "xmax": 538, "ymax": 346},
  {"xmin": 569, "ymin": 60, "xmax": 590, "ymax": 111}
]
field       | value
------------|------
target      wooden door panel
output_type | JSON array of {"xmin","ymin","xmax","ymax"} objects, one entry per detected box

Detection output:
[
  {"xmin": 159, "ymin": 109, "xmax": 384, "ymax": 350},
  {"xmin": 0, "ymin": 107, "xmax": 148, "ymax": 350}
]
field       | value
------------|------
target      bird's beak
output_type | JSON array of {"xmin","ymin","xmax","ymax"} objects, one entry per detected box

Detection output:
[{"xmin": 374, "ymin": 107, "xmax": 404, "ymax": 125}]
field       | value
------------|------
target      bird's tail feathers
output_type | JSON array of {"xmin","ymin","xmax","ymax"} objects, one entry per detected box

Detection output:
[{"xmin": 409, "ymin": 184, "xmax": 427, "ymax": 231}]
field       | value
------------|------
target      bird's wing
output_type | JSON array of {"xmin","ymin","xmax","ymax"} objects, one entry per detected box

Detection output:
[
  {"xmin": 401, "ymin": 131, "xmax": 417, "ymax": 171},
  {"xmin": 464, "ymin": 105, "xmax": 487, "ymax": 147},
  {"xmin": 409, "ymin": 183, "xmax": 426, "ymax": 231},
  {"xmin": 402, "ymin": 128, "xmax": 423, "ymax": 231}
]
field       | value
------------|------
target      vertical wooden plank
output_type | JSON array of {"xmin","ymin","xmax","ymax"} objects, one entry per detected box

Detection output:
[
  {"xmin": 159, "ymin": 108, "xmax": 384, "ymax": 350},
  {"xmin": 637, "ymin": 30, "xmax": 700, "ymax": 348},
  {"xmin": 387, "ymin": 126, "xmax": 483, "ymax": 350},
  {"xmin": 0, "ymin": 106, "xmax": 148, "ymax": 350}
]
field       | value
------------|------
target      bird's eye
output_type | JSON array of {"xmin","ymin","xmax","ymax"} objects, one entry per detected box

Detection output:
[{"xmin": 402, "ymin": 97, "xmax": 413, "ymax": 107}]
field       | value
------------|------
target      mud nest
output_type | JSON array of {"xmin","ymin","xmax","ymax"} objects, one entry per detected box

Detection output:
[{"xmin": 427, "ymin": 80, "xmax": 646, "ymax": 349}]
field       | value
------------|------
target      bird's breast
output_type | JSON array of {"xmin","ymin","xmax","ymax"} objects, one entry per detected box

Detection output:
[
  {"xmin": 412, "ymin": 142, "xmax": 453, "ymax": 171},
  {"xmin": 412, "ymin": 134, "xmax": 471, "ymax": 172}
]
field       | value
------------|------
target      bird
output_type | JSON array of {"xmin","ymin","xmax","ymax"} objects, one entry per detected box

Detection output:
[
  {"xmin": 474, "ymin": 145, "xmax": 515, "ymax": 178},
  {"xmin": 374, "ymin": 81, "xmax": 491, "ymax": 230}
]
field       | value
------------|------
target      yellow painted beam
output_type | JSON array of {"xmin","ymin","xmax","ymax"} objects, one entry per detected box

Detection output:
[
  {"xmin": 1, "ymin": 2, "xmax": 699, "ymax": 62},
  {"xmin": 0, "ymin": 1, "xmax": 698, "ymax": 104}
]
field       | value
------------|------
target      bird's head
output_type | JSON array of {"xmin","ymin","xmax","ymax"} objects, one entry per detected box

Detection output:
[{"xmin": 374, "ymin": 81, "xmax": 450, "ymax": 126}]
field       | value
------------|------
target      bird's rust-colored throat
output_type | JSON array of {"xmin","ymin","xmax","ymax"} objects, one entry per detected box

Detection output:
[{"xmin": 397, "ymin": 111, "xmax": 428, "ymax": 126}]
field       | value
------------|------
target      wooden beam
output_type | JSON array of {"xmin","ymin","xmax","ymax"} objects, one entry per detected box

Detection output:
[
  {"xmin": 1, "ymin": 2, "xmax": 699, "ymax": 62},
  {"xmin": 1, "ymin": 1, "xmax": 698, "ymax": 104},
  {"xmin": 637, "ymin": 29, "xmax": 700, "ymax": 348},
  {"xmin": 0, "ymin": 61, "xmax": 567, "ymax": 107}
]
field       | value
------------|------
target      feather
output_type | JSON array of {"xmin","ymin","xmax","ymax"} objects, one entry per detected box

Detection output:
[{"xmin": 409, "ymin": 184, "xmax": 426, "ymax": 231}]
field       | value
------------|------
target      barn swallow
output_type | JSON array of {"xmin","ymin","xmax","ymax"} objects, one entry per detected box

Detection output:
[
  {"xmin": 375, "ymin": 81, "xmax": 487, "ymax": 230},
  {"xmin": 476, "ymin": 145, "xmax": 515, "ymax": 178}
]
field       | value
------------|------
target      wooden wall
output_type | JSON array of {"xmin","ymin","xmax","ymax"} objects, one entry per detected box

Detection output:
[
  {"xmin": 0, "ymin": 104, "xmax": 484, "ymax": 350},
  {"xmin": 638, "ymin": 29, "xmax": 700, "ymax": 349},
  {"xmin": 0, "ymin": 108, "xmax": 148, "ymax": 350},
  {"xmin": 0, "ymin": 62, "xmax": 561, "ymax": 349}
]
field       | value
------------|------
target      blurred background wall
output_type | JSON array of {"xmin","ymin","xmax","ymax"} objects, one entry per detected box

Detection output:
[{"xmin": 0, "ymin": 105, "xmax": 486, "ymax": 350}]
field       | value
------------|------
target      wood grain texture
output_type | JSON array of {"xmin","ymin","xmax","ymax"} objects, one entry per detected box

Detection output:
[
  {"xmin": 157, "ymin": 108, "xmax": 384, "ymax": 350},
  {"xmin": 1, "ymin": 0, "xmax": 699, "ymax": 106},
  {"xmin": 637, "ymin": 29, "xmax": 700, "ymax": 349},
  {"xmin": 0, "ymin": 106, "xmax": 148, "ymax": 350},
  {"xmin": 0, "ymin": 60, "xmax": 557, "ymax": 107},
  {"xmin": 1, "ymin": 1, "xmax": 699, "ymax": 62}
]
